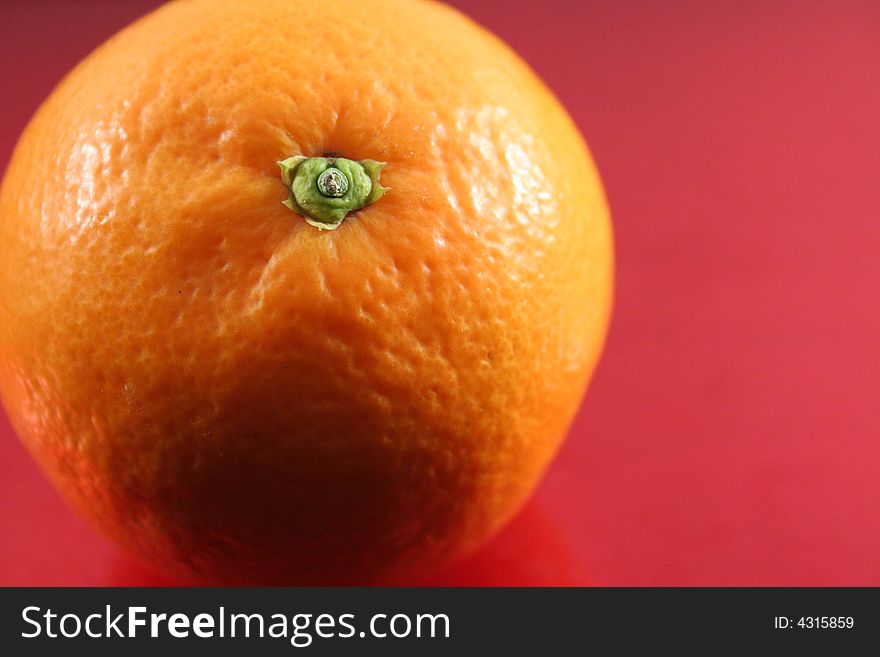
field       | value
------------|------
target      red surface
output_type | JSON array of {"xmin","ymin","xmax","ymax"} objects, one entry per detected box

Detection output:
[{"xmin": 2, "ymin": 0, "xmax": 879, "ymax": 587}]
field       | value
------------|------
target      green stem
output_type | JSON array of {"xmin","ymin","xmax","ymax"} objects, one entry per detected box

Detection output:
[{"xmin": 278, "ymin": 156, "xmax": 388, "ymax": 230}]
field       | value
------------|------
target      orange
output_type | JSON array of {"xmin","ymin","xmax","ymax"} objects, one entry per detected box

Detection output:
[{"xmin": 0, "ymin": 0, "xmax": 613, "ymax": 584}]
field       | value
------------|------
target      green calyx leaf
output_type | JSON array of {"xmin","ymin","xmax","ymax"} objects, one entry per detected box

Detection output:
[{"xmin": 277, "ymin": 156, "xmax": 388, "ymax": 230}]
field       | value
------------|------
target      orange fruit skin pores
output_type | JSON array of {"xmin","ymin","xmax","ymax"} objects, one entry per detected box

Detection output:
[{"xmin": 0, "ymin": 0, "xmax": 613, "ymax": 585}]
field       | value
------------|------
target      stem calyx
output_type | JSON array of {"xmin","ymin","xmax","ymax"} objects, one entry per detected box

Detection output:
[{"xmin": 278, "ymin": 156, "xmax": 388, "ymax": 230}]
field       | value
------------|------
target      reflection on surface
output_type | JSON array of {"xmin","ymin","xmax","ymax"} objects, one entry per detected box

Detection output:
[
  {"xmin": 410, "ymin": 498, "xmax": 593, "ymax": 587},
  {"xmin": 102, "ymin": 498, "xmax": 592, "ymax": 587}
]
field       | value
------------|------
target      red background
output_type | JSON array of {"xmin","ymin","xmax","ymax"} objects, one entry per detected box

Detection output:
[{"xmin": 2, "ymin": 0, "xmax": 879, "ymax": 586}]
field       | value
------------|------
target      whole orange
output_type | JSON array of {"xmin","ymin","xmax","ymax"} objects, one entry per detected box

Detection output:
[{"xmin": 0, "ymin": 0, "xmax": 612, "ymax": 584}]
